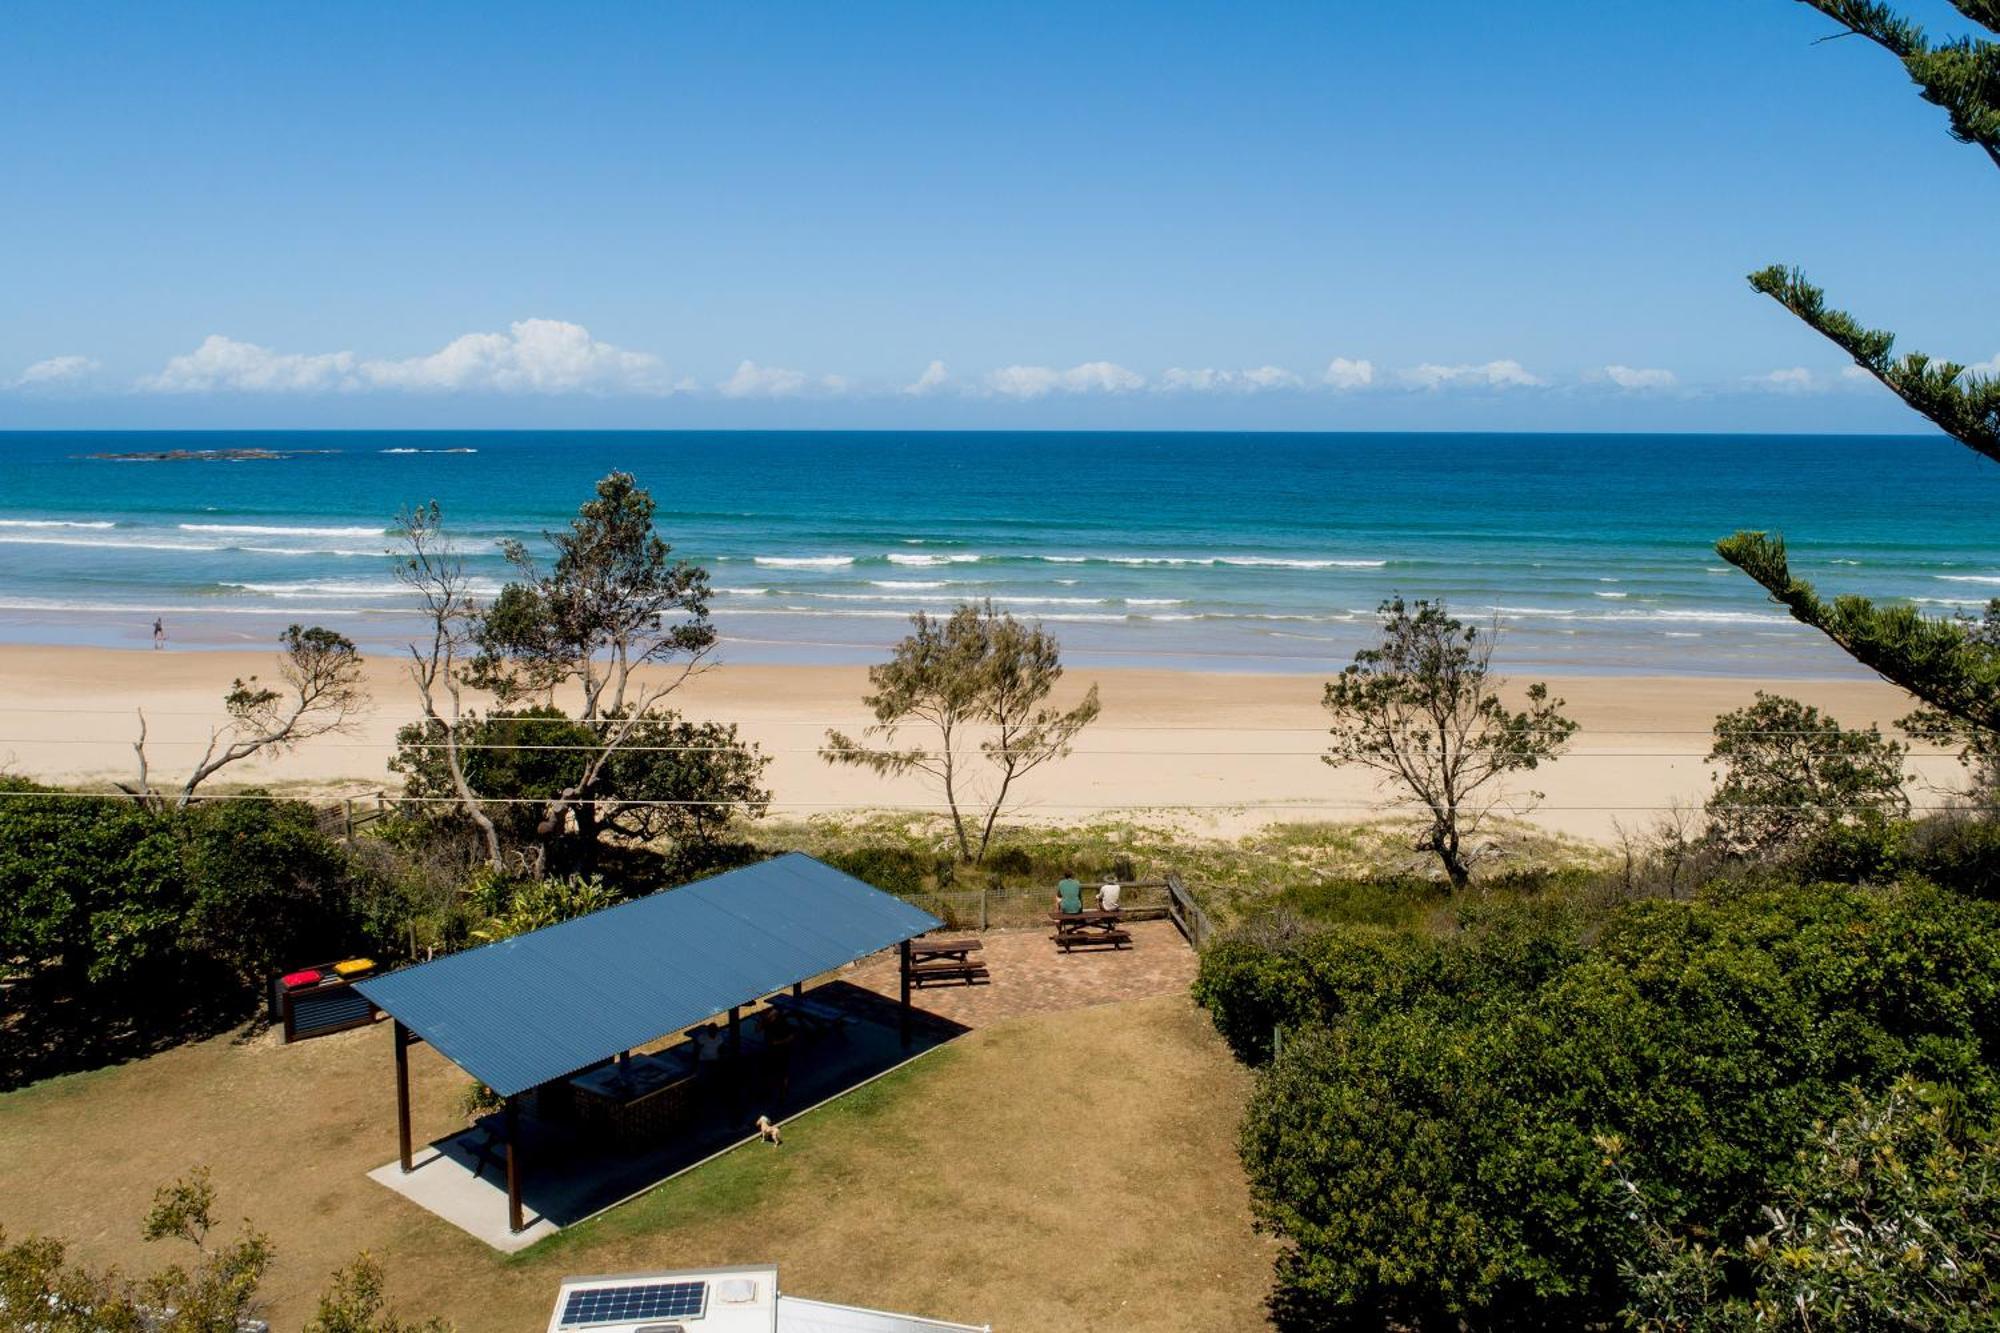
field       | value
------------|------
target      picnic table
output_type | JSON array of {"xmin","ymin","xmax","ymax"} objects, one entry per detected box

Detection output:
[
  {"xmin": 1049, "ymin": 909, "xmax": 1133, "ymax": 952},
  {"xmin": 765, "ymin": 990, "xmax": 853, "ymax": 1039},
  {"xmin": 906, "ymin": 935, "xmax": 990, "ymax": 986},
  {"xmin": 568, "ymin": 1044, "xmax": 698, "ymax": 1143}
]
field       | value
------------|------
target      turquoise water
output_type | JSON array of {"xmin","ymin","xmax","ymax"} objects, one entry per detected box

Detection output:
[{"xmin": 0, "ymin": 430, "xmax": 1992, "ymax": 675}]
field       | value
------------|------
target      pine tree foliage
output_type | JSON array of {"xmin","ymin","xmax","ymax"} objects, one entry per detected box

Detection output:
[
  {"xmin": 1722, "ymin": 1, "xmax": 1998, "ymax": 757},
  {"xmin": 1717, "ymin": 533, "xmax": 2000, "ymax": 737},
  {"xmin": 1746, "ymin": 265, "xmax": 1999, "ymax": 464}
]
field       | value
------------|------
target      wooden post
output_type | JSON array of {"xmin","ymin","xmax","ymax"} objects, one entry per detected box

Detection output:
[
  {"xmin": 343, "ymin": 798, "xmax": 355, "ymax": 843},
  {"xmin": 791, "ymin": 981, "xmax": 803, "ymax": 998},
  {"xmin": 393, "ymin": 1020, "xmax": 413, "ymax": 1173},
  {"xmin": 728, "ymin": 1005, "xmax": 742, "ymax": 1058},
  {"xmin": 898, "ymin": 939, "xmax": 913, "ymax": 1047},
  {"xmin": 504, "ymin": 1095, "xmax": 523, "ymax": 1235}
]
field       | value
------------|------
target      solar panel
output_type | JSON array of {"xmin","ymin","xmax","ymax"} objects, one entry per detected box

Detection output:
[{"xmin": 560, "ymin": 1281, "xmax": 707, "ymax": 1328}]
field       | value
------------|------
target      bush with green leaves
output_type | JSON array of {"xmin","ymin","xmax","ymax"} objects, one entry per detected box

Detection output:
[
  {"xmin": 466, "ymin": 871, "xmax": 623, "ymax": 943},
  {"xmin": 391, "ymin": 705, "xmax": 768, "ymax": 878},
  {"xmin": 0, "ymin": 781, "xmax": 369, "ymax": 1002},
  {"xmin": 1704, "ymin": 693, "xmax": 1909, "ymax": 857},
  {"xmin": 1623, "ymin": 1076, "xmax": 2000, "ymax": 1332},
  {"xmin": 1193, "ymin": 898, "xmax": 1589, "ymax": 1067},
  {"xmin": 0, "ymin": 1172, "xmax": 448, "ymax": 1332},
  {"xmin": 1210, "ymin": 880, "xmax": 2000, "ymax": 1330}
]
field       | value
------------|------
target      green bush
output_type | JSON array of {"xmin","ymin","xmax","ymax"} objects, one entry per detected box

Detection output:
[
  {"xmin": 823, "ymin": 845, "xmax": 938, "ymax": 898},
  {"xmin": 1193, "ymin": 898, "xmax": 1588, "ymax": 1067},
  {"xmin": 0, "ymin": 781, "xmax": 372, "ymax": 1012},
  {"xmin": 1220, "ymin": 880, "xmax": 2000, "ymax": 1329},
  {"xmin": 1787, "ymin": 811, "xmax": 1905, "ymax": 884},
  {"xmin": 1623, "ymin": 1076, "xmax": 2000, "ymax": 1332},
  {"xmin": 1907, "ymin": 815, "xmax": 2000, "ymax": 899}
]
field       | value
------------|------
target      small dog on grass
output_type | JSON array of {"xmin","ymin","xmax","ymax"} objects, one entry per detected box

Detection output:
[{"xmin": 755, "ymin": 1114, "xmax": 783, "ymax": 1147}]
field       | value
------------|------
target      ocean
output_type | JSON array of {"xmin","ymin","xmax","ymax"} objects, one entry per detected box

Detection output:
[{"xmin": 0, "ymin": 430, "xmax": 1992, "ymax": 676}]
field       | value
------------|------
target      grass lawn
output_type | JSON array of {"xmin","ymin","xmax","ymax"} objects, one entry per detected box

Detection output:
[{"xmin": 0, "ymin": 991, "xmax": 1272, "ymax": 1331}]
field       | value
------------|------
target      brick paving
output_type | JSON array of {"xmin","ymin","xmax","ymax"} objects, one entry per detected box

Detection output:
[{"xmin": 843, "ymin": 917, "xmax": 1198, "ymax": 1029}]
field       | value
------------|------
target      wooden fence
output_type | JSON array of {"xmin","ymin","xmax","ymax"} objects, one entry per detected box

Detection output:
[
  {"xmin": 892, "ymin": 874, "xmax": 1215, "ymax": 951},
  {"xmin": 1164, "ymin": 872, "xmax": 1214, "ymax": 950}
]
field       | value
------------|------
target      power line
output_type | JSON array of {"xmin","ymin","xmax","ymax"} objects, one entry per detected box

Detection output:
[
  {"xmin": 0, "ymin": 735, "xmax": 1964, "ymax": 759},
  {"xmin": 0, "ymin": 788, "xmax": 1987, "ymax": 815},
  {"xmin": 0, "ymin": 705, "xmax": 1943, "ymax": 739}
]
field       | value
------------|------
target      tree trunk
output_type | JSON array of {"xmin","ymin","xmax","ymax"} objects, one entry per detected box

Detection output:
[
  {"xmin": 1429, "ymin": 816, "xmax": 1470, "ymax": 890},
  {"xmin": 940, "ymin": 751, "xmax": 974, "ymax": 862}
]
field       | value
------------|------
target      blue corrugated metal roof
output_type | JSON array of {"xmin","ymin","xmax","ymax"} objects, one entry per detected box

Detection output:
[{"xmin": 354, "ymin": 853, "xmax": 941, "ymax": 1097}]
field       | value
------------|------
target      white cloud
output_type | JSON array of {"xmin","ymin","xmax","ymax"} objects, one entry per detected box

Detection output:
[
  {"xmin": 1157, "ymin": 365, "xmax": 1303, "ymax": 393},
  {"xmin": 1322, "ymin": 357, "xmax": 1375, "ymax": 390},
  {"xmin": 1401, "ymin": 359, "xmax": 1546, "ymax": 390},
  {"xmin": 716, "ymin": 360, "xmax": 848, "ymax": 399},
  {"xmin": 1602, "ymin": 364, "xmax": 1677, "ymax": 390},
  {"xmin": 10, "ymin": 355, "xmax": 100, "ymax": 389},
  {"xmin": 140, "ymin": 320, "xmax": 672, "ymax": 395},
  {"xmin": 361, "ymin": 318, "xmax": 668, "ymax": 393},
  {"xmin": 1749, "ymin": 366, "xmax": 1816, "ymax": 392},
  {"xmin": 985, "ymin": 361, "xmax": 1145, "ymax": 399},
  {"xmin": 1960, "ymin": 352, "xmax": 2000, "ymax": 378},
  {"xmin": 902, "ymin": 359, "xmax": 952, "ymax": 396},
  {"xmin": 141, "ymin": 336, "xmax": 358, "ymax": 393}
]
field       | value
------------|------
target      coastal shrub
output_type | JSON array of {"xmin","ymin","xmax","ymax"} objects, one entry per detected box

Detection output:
[
  {"xmin": 1267, "ymin": 876, "xmax": 1443, "ymax": 930},
  {"xmin": 1786, "ymin": 811, "xmax": 1905, "ymax": 885},
  {"xmin": 823, "ymin": 845, "xmax": 937, "ymax": 898},
  {"xmin": 1194, "ymin": 897, "xmax": 1593, "ymax": 1067},
  {"xmin": 1622, "ymin": 1076, "xmax": 2000, "ymax": 1332},
  {"xmin": 468, "ymin": 872, "xmax": 623, "ymax": 943},
  {"xmin": 0, "ymin": 782, "xmax": 372, "ymax": 1055},
  {"xmin": 1906, "ymin": 814, "xmax": 2000, "ymax": 900},
  {"xmin": 1226, "ymin": 880, "xmax": 2000, "ymax": 1329},
  {"xmin": 0, "ymin": 1172, "xmax": 450, "ymax": 1333},
  {"xmin": 391, "ymin": 706, "xmax": 770, "ymax": 880}
]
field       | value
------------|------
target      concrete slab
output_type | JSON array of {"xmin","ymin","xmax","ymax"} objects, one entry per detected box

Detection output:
[{"xmin": 369, "ymin": 1142, "xmax": 557, "ymax": 1252}]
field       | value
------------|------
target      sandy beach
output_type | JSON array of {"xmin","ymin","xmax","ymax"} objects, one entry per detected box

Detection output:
[{"xmin": 0, "ymin": 645, "xmax": 1965, "ymax": 844}]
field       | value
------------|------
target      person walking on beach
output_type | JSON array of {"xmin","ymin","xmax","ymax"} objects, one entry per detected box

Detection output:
[{"xmin": 152, "ymin": 617, "xmax": 165, "ymax": 650}]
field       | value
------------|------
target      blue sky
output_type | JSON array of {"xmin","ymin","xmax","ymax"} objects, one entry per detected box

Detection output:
[{"xmin": 1, "ymin": 0, "xmax": 1993, "ymax": 431}]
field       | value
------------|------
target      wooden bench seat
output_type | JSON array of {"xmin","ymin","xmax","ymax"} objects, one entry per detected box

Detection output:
[
  {"xmin": 908, "ymin": 958, "xmax": 991, "ymax": 986},
  {"xmin": 1052, "ymin": 929, "xmax": 1132, "ymax": 951}
]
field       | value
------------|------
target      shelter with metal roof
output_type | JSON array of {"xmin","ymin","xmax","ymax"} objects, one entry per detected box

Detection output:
[{"xmin": 356, "ymin": 853, "xmax": 942, "ymax": 1232}]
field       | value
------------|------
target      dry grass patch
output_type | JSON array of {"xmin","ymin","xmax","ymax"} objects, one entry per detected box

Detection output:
[{"xmin": 0, "ymin": 992, "xmax": 1271, "ymax": 1331}]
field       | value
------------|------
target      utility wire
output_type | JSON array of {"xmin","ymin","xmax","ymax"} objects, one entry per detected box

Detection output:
[{"xmin": 0, "ymin": 789, "xmax": 1988, "ymax": 815}]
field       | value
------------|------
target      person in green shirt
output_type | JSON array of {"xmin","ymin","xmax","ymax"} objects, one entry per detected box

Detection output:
[{"xmin": 1054, "ymin": 873, "xmax": 1084, "ymax": 914}]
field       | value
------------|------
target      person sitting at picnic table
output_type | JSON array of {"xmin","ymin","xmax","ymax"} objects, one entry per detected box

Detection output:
[
  {"xmin": 1098, "ymin": 877, "xmax": 1121, "ymax": 912},
  {"xmin": 1054, "ymin": 872, "xmax": 1085, "ymax": 914}
]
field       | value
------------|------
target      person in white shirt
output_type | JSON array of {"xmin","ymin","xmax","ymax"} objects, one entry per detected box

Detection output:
[
  {"xmin": 1097, "ymin": 879, "xmax": 1121, "ymax": 912},
  {"xmin": 694, "ymin": 1024, "xmax": 727, "ymax": 1064}
]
